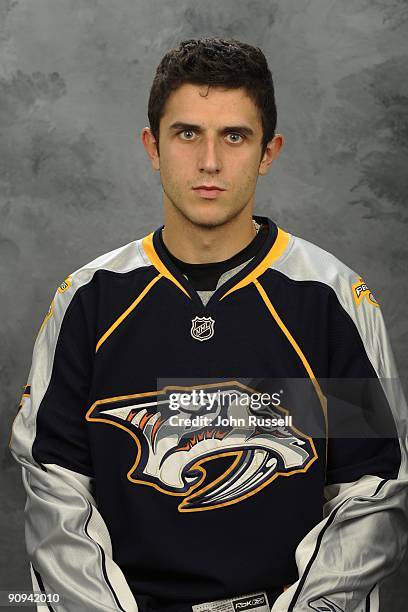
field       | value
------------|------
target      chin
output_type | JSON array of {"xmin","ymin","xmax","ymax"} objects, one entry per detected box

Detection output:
[
  {"xmin": 188, "ymin": 213, "xmax": 228, "ymax": 229},
  {"xmin": 183, "ymin": 204, "xmax": 235, "ymax": 229}
]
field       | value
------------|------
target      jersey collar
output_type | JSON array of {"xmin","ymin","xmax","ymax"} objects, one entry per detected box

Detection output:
[{"xmin": 141, "ymin": 215, "xmax": 290, "ymax": 307}]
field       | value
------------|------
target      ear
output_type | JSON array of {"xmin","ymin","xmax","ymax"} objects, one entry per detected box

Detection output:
[
  {"xmin": 258, "ymin": 134, "xmax": 284, "ymax": 176},
  {"xmin": 141, "ymin": 127, "xmax": 160, "ymax": 171}
]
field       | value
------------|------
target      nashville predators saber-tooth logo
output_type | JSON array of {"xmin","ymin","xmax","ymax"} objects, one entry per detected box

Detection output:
[{"xmin": 86, "ymin": 381, "xmax": 317, "ymax": 512}]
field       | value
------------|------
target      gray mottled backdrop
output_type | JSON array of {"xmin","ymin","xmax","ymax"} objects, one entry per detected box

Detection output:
[{"xmin": 1, "ymin": 0, "xmax": 407, "ymax": 609}]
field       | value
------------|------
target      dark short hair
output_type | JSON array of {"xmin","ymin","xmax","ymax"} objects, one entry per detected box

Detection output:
[{"xmin": 147, "ymin": 38, "xmax": 277, "ymax": 159}]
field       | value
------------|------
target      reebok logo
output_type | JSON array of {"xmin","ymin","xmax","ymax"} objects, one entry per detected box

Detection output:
[
  {"xmin": 233, "ymin": 594, "xmax": 266, "ymax": 610},
  {"xmin": 308, "ymin": 596, "xmax": 344, "ymax": 611}
]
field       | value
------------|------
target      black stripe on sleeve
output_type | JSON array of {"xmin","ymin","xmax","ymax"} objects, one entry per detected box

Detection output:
[
  {"xmin": 288, "ymin": 479, "xmax": 388, "ymax": 611},
  {"xmin": 365, "ymin": 581, "xmax": 378, "ymax": 612},
  {"xmin": 32, "ymin": 566, "xmax": 55, "ymax": 612},
  {"xmin": 84, "ymin": 500, "xmax": 127, "ymax": 612}
]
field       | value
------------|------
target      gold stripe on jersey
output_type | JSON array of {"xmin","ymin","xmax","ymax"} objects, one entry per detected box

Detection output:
[
  {"xmin": 220, "ymin": 227, "xmax": 291, "ymax": 300},
  {"xmin": 254, "ymin": 278, "xmax": 328, "ymax": 459},
  {"xmin": 36, "ymin": 299, "xmax": 55, "ymax": 339},
  {"xmin": 95, "ymin": 274, "xmax": 163, "ymax": 353},
  {"xmin": 142, "ymin": 233, "xmax": 192, "ymax": 298}
]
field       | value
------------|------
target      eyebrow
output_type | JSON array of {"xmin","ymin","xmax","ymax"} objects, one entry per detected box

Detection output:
[{"xmin": 168, "ymin": 122, "xmax": 255, "ymax": 138}]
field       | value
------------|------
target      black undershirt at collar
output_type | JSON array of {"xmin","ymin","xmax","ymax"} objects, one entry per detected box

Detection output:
[{"xmin": 159, "ymin": 223, "xmax": 269, "ymax": 291}]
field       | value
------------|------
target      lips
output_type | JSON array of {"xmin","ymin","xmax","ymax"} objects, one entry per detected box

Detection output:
[
  {"xmin": 193, "ymin": 186, "xmax": 225, "ymax": 191},
  {"xmin": 192, "ymin": 185, "xmax": 226, "ymax": 199}
]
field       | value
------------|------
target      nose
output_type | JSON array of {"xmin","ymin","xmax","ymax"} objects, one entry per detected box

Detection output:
[{"xmin": 197, "ymin": 136, "xmax": 222, "ymax": 174}]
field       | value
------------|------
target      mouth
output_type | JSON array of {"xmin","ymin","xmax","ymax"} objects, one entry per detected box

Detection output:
[
  {"xmin": 192, "ymin": 186, "xmax": 226, "ymax": 199},
  {"xmin": 175, "ymin": 428, "xmax": 229, "ymax": 452}
]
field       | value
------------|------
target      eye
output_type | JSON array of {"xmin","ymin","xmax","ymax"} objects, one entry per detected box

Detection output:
[
  {"xmin": 226, "ymin": 132, "xmax": 244, "ymax": 143},
  {"xmin": 179, "ymin": 130, "xmax": 196, "ymax": 140}
]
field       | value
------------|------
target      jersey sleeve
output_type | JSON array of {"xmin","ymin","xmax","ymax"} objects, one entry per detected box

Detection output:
[
  {"xmin": 271, "ymin": 275, "xmax": 408, "ymax": 612},
  {"xmin": 9, "ymin": 276, "xmax": 138, "ymax": 612}
]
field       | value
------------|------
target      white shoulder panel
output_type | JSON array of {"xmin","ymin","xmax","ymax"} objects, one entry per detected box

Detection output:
[{"xmin": 70, "ymin": 237, "xmax": 151, "ymax": 284}]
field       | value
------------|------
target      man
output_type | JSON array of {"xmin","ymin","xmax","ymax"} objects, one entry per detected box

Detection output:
[{"xmin": 9, "ymin": 38, "xmax": 408, "ymax": 612}]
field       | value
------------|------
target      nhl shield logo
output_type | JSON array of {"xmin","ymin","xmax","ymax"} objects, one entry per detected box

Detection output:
[{"xmin": 191, "ymin": 316, "xmax": 215, "ymax": 341}]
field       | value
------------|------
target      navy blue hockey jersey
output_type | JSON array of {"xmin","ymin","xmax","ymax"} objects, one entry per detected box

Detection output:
[{"xmin": 9, "ymin": 215, "xmax": 408, "ymax": 612}]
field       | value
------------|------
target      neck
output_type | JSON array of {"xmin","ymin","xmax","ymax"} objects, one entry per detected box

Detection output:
[{"xmin": 161, "ymin": 206, "xmax": 257, "ymax": 264}]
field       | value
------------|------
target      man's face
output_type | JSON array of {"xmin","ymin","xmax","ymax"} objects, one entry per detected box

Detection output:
[{"xmin": 142, "ymin": 83, "xmax": 281, "ymax": 229}]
